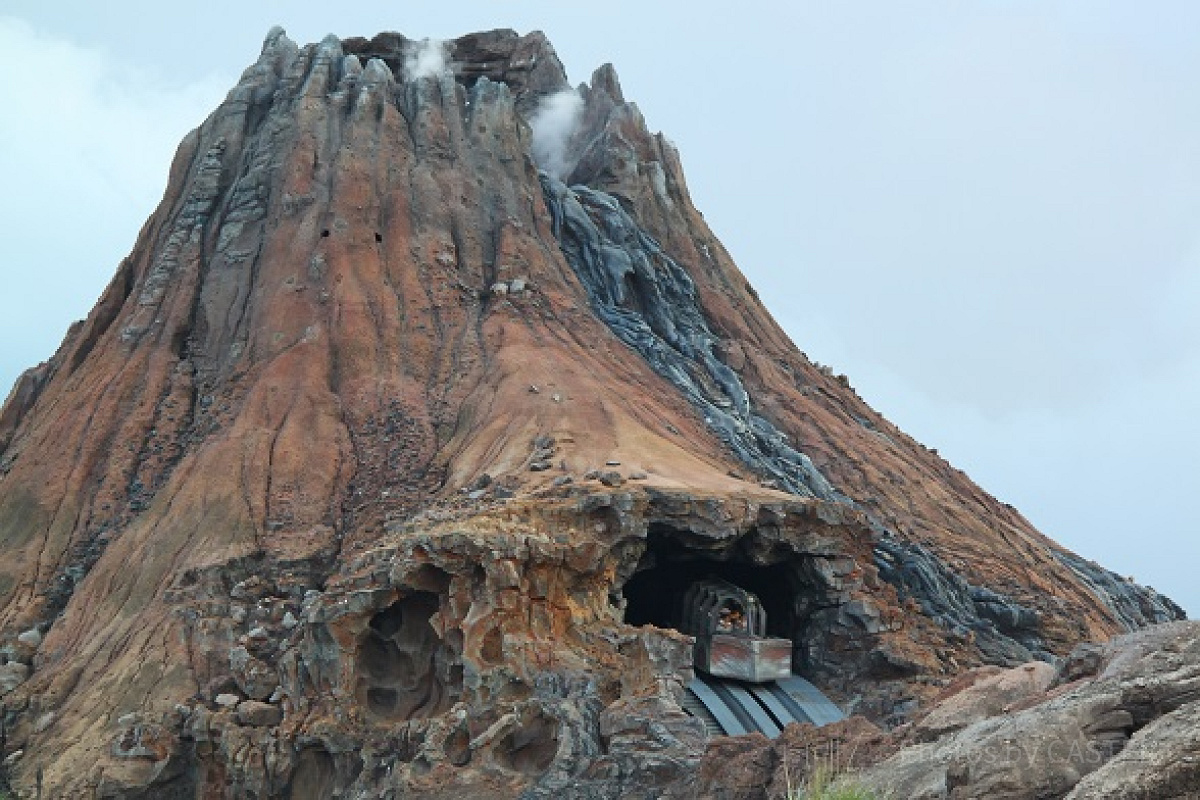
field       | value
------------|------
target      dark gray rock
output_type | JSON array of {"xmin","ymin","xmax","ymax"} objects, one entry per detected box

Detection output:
[
  {"xmin": 874, "ymin": 536, "xmax": 1046, "ymax": 667},
  {"xmin": 541, "ymin": 176, "xmax": 838, "ymax": 501},
  {"xmin": 236, "ymin": 700, "xmax": 282, "ymax": 727},
  {"xmin": 1053, "ymin": 550, "xmax": 1184, "ymax": 631},
  {"xmin": 598, "ymin": 471, "xmax": 624, "ymax": 487}
]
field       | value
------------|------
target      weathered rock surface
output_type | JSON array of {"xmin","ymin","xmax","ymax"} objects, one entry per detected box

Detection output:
[
  {"xmin": 910, "ymin": 661, "xmax": 1056, "ymax": 742},
  {"xmin": 0, "ymin": 25, "xmax": 1184, "ymax": 799},
  {"xmin": 851, "ymin": 621, "xmax": 1200, "ymax": 799}
]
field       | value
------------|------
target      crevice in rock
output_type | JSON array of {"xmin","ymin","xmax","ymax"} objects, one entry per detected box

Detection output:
[
  {"xmin": 495, "ymin": 710, "xmax": 559, "ymax": 776},
  {"xmin": 68, "ymin": 257, "xmax": 135, "ymax": 376}
]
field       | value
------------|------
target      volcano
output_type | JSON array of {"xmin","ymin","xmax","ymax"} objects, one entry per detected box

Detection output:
[{"xmin": 0, "ymin": 28, "xmax": 1182, "ymax": 799}]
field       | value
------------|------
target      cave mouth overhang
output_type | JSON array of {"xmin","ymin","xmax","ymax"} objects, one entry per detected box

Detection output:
[{"xmin": 613, "ymin": 501, "xmax": 879, "ymax": 680}]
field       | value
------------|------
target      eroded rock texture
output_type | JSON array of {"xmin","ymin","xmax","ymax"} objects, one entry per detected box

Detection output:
[{"xmin": 0, "ymin": 27, "xmax": 1183, "ymax": 798}]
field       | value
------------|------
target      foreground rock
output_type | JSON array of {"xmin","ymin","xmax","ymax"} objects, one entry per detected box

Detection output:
[{"xmin": 854, "ymin": 621, "xmax": 1200, "ymax": 799}]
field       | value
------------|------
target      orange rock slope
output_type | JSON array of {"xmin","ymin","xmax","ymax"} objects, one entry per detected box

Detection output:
[{"xmin": 0, "ymin": 28, "xmax": 1181, "ymax": 798}]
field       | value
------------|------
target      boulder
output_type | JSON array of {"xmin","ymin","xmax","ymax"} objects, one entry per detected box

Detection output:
[
  {"xmin": 912, "ymin": 660, "xmax": 1056, "ymax": 742},
  {"xmin": 236, "ymin": 700, "xmax": 283, "ymax": 727}
]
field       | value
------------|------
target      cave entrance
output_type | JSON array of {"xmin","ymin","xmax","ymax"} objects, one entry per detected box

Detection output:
[{"xmin": 622, "ymin": 525, "xmax": 800, "ymax": 643}]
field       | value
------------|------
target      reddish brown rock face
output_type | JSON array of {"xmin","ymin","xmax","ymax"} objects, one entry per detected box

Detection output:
[{"xmin": 0, "ymin": 27, "xmax": 1182, "ymax": 799}]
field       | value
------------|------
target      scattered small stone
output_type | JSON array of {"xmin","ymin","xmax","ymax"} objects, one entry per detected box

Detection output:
[
  {"xmin": 629, "ymin": 471, "xmax": 648, "ymax": 480},
  {"xmin": 584, "ymin": 470, "xmax": 600, "ymax": 480},
  {"xmin": 551, "ymin": 393, "xmax": 563, "ymax": 403},
  {"xmin": 231, "ymin": 606, "xmax": 247, "ymax": 624},
  {"xmin": 17, "ymin": 628, "xmax": 42, "ymax": 648},
  {"xmin": 2, "ymin": 750, "xmax": 22, "ymax": 768},
  {"xmin": 533, "ymin": 434, "xmax": 555, "ymax": 450},
  {"xmin": 236, "ymin": 700, "xmax": 283, "ymax": 727},
  {"xmin": 215, "ymin": 693, "xmax": 241, "ymax": 710},
  {"xmin": 509, "ymin": 277, "xmax": 527, "ymax": 293},
  {"xmin": 527, "ymin": 384, "xmax": 539, "ymax": 393},
  {"xmin": 303, "ymin": 590, "xmax": 321, "ymax": 608},
  {"xmin": 529, "ymin": 461, "xmax": 552, "ymax": 472},
  {"xmin": 468, "ymin": 473, "xmax": 493, "ymax": 491},
  {"xmin": 467, "ymin": 489, "xmax": 487, "ymax": 500},
  {"xmin": 117, "ymin": 713, "xmax": 139, "ymax": 727},
  {"xmin": 247, "ymin": 626, "xmax": 269, "ymax": 641},
  {"xmin": 281, "ymin": 611, "xmax": 298, "ymax": 629},
  {"xmin": 33, "ymin": 712, "xmax": 56, "ymax": 733},
  {"xmin": 491, "ymin": 282, "xmax": 509, "ymax": 295},
  {"xmin": 494, "ymin": 486, "xmax": 515, "ymax": 499},
  {"xmin": 605, "ymin": 460, "xmax": 621, "ymax": 466},
  {"xmin": 551, "ymin": 476, "xmax": 574, "ymax": 487},
  {"xmin": 598, "ymin": 471, "xmax": 624, "ymax": 487},
  {"xmin": 269, "ymin": 686, "xmax": 286, "ymax": 704},
  {"xmin": 666, "ymin": 424, "xmax": 680, "ymax": 435}
]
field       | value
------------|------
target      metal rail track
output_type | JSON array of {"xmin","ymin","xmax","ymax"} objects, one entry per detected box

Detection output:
[{"xmin": 684, "ymin": 674, "xmax": 845, "ymax": 738}]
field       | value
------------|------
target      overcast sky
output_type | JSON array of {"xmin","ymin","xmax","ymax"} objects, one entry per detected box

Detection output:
[{"xmin": 1, "ymin": 3, "xmax": 1196, "ymax": 615}]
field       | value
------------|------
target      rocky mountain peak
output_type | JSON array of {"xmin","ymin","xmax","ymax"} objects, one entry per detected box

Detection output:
[{"xmin": 0, "ymin": 27, "xmax": 1184, "ymax": 799}]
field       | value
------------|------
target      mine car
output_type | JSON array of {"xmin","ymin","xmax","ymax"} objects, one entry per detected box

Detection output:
[{"xmin": 681, "ymin": 578, "xmax": 793, "ymax": 683}]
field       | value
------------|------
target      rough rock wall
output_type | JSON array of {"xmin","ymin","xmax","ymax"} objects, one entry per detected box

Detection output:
[{"xmin": 0, "ymin": 26, "xmax": 1182, "ymax": 798}]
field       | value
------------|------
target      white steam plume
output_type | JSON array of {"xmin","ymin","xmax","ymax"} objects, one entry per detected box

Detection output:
[
  {"xmin": 530, "ymin": 89, "xmax": 584, "ymax": 180},
  {"xmin": 405, "ymin": 38, "xmax": 448, "ymax": 80}
]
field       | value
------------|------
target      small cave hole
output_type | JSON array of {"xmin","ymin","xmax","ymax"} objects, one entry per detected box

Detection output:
[
  {"xmin": 374, "ymin": 232, "xmax": 383, "ymax": 243},
  {"xmin": 369, "ymin": 602, "xmax": 405, "ymax": 638},
  {"xmin": 320, "ymin": 229, "xmax": 330, "ymax": 238},
  {"xmin": 444, "ymin": 725, "xmax": 472, "ymax": 767},
  {"xmin": 496, "ymin": 715, "xmax": 558, "ymax": 776},
  {"xmin": 480, "ymin": 626, "xmax": 504, "ymax": 665},
  {"xmin": 355, "ymin": 592, "xmax": 461, "ymax": 721},
  {"xmin": 288, "ymin": 747, "xmax": 334, "ymax": 800},
  {"xmin": 367, "ymin": 687, "xmax": 398, "ymax": 714}
]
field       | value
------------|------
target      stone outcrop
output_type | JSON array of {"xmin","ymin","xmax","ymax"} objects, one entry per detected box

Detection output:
[
  {"xmin": 857, "ymin": 621, "xmax": 1200, "ymax": 799},
  {"xmin": 0, "ymin": 25, "xmax": 1185, "ymax": 799},
  {"xmin": 680, "ymin": 623, "xmax": 1200, "ymax": 799}
]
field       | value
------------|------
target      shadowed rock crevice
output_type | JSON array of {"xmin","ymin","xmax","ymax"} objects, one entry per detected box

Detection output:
[
  {"xmin": 496, "ymin": 710, "xmax": 559, "ymax": 776},
  {"xmin": 286, "ymin": 746, "xmax": 362, "ymax": 800},
  {"xmin": 355, "ymin": 592, "xmax": 461, "ymax": 721}
]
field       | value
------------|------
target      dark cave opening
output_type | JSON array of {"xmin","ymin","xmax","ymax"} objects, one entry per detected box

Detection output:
[
  {"xmin": 622, "ymin": 525, "xmax": 799, "ymax": 641},
  {"xmin": 355, "ymin": 591, "xmax": 462, "ymax": 721}
]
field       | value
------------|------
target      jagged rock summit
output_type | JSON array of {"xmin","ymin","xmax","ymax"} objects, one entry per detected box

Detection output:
[{"xmin": 0, "ymin": 28, "xmax": 1183, "ymax": 798}]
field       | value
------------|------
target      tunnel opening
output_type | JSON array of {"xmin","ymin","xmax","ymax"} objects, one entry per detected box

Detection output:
[{"xmin": 622, "ymin": 525, "xmax": 800, "ymax": 641}]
